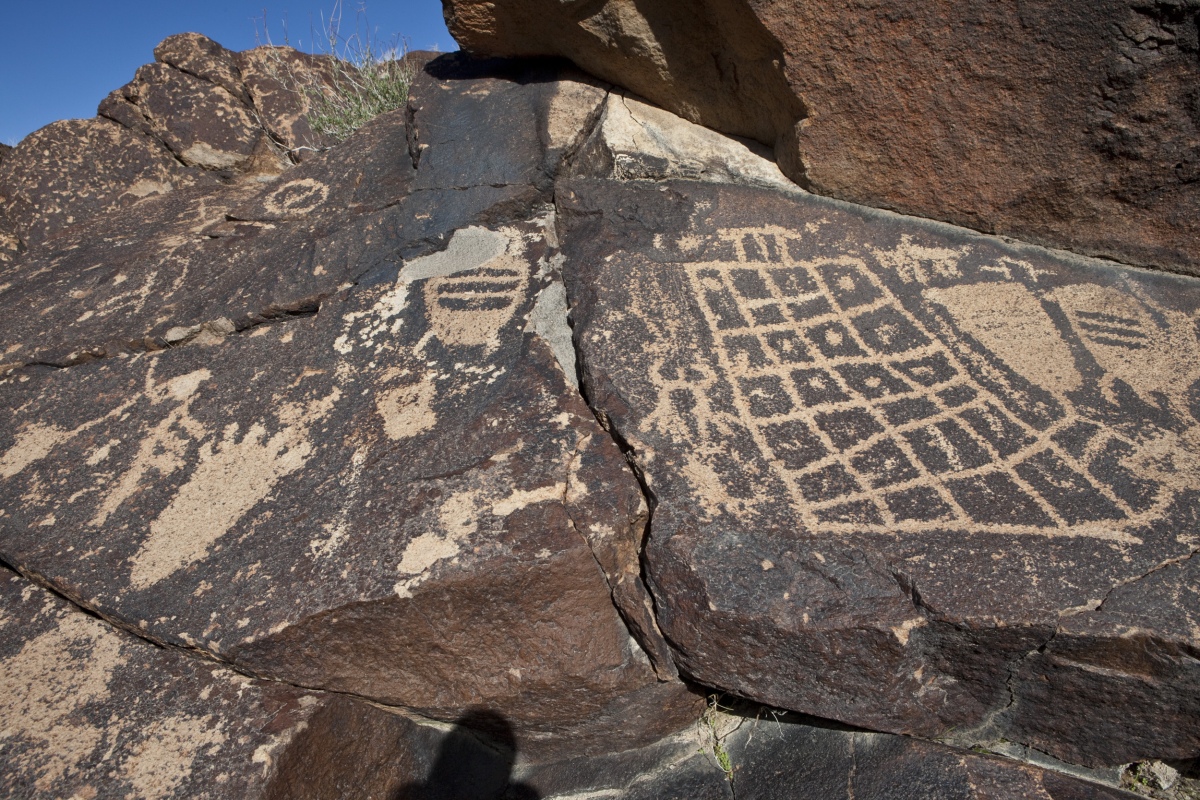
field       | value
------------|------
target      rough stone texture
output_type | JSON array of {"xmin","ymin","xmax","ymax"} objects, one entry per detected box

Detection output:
[
  {"xmin": 719, "ymin": 709, "xmax": 1141, "ymax": 800},
  {"xmin": 98, "ymin": 60, "xmax": 265, "ymax": 172},
  {"xmin": 0, "ymin": 118, "xmax": 196, "ymax": 248},
  {"xmin": 573, "ymin": 91, "xmax": 793, "ymax": 190},
  {"xmin": 154, "ymin": 32, "xmax": 254, "ymax": 107},
  {"xmin": 0, "ymin": 566, "xmax": 437, "ymax": 800},
  {"xmin": 0, "ymin": 34, "xmax": 351, "ymax": 257},
  {"xmin": 8, "ymin": 29, "xmax": 1195, "ymax": 791},
  {"xmin": 0, "ymin": 54, "xmax": 698, "ymax": 759},
  {"xmin": 561, "ymin": 176, "xmax": 1200, "ymax": 766},
  {"xmin": 0, "ymin": 56, "xmax": 604, "ymax": 372},
  {"xmin": 447, "ymin": 0, "xmax": 1200, "ymax": 276},
  {"xmin": 235, "ymin": 46, "xmax": 341, "ymax": 155},
  {"xmin": 0, "ymin": 220, "xmax": 692, "ymax": 755},
  {"xmin": 508, "ymin": 704, "xmax": 1141, "ymax": 799}
]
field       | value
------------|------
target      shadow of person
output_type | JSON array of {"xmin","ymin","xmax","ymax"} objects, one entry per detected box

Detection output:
[{"xmin": 392, "ymin": 709, "xmax": 540, "ymax": 800}]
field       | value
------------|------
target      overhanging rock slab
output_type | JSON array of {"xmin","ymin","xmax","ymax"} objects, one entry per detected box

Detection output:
[{"xmin": 560, "ymin": 177, "xmax": 1200, "ymax": 766}]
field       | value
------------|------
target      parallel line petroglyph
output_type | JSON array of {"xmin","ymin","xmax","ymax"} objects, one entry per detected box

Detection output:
[{"xmin": 635, "ymin": 224, "xmax": 1198, "ymax": 541}]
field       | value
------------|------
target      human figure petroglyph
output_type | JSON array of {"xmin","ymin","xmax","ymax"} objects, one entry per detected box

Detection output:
[{"xmin": 624, "ymin": 226, "xmax": 1200, "ymax": 541}]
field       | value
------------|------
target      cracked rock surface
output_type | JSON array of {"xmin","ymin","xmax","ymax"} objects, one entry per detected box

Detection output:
[
  {"xmin": 0, "ymin": 565, "xmax": 444, "ymax": 799},
  {"xmin": 0, "ymin": 32, "xmax": 1195, "ymax": 799},
  {"xmin": 0, "ymin": 49, "xmax": 699, "ymax": 762},
  {"xmin": 447, "ymin": 0, "xmax": 1200, "ymax": 277},
  {"xmin": 560, "ymin": 176, "xmax": 1200, "ymax": 766}
]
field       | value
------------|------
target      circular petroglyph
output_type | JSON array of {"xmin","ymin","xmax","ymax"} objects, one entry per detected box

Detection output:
[{"xmin": 262, "ymin": 178, "xmax": 329, "ymax": 217}]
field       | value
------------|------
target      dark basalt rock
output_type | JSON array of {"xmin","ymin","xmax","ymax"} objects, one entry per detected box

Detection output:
[
  {"xmin": 721, "ymin": 709, "xmax": 1142, "ymax": 800},
  {"xmin": 99, "ymin": 60, "xmax": 265, "ymax": 172},
  {"xmin": 0, "ymin": 216, "xmax": 693, "ymax": 756},
  {"xmin": 235, "ymin": 46, "xmax": 342, "ymax": 155},
  {"xmin": 3, "ymin": 26, "xmax": 1196, "ymax": 793},
  {"xmin": 560, "ymin": 177, "xmax": 1200, "ymax": 766},
  {"xmin": 154, "ymin": 32, "xmax": 254, "ymax": 107},
  {"xmin": 0, "ymin": 118, "xmax": 197, "ymax": 248},
  {"xmin": 447, "ymin": 0, "xmax": 1200, "ymax": 276},
  {"xmin": 0, "ymin": 54, "xmax": 601, "ymax": 372},
  {"xmin": 0, "ymin": 566, "xmax": 439, "ymax": 800},
  {"xmin": 0, "ymin": 53, "xmax": 697, "ymax": 759}
]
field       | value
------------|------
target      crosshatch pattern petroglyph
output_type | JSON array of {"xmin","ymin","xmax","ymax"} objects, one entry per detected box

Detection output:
[{"xmin": 626, "ymin": 225, "xmax": 1200, "ymax": 542}]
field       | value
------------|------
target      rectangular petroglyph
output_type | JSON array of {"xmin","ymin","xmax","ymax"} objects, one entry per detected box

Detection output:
[{"xmin": 621, "ymin": 225, "xmax": 1200, "ymax": 542}]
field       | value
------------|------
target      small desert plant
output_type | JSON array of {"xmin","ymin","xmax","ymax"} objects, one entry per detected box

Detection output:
[
  {"xmin": 258, "ymin": 2, "xmax": 413, "ymax": 147},
  {"xmin": 701, "ymin": 694, "xmax": 736, "ymax": 783}
]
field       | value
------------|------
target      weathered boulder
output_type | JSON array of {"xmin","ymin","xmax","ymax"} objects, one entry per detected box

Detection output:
[
  {"xmin": 573, "ymin": 91, "xmax": 793, "ymax": 191},
  {"xmin": 0, "ymin": 118, "xmax": 196, "ymax": 248},
  {"xmin": 98, "ymin": 61, "xmax": 266, "ymax": 172},
  {"xmin": 560, "ymin": 175, "xmax": 1200, "ymax": 766},
  {"xmin": 446, "ymin": 0, "xmax": 1200, "ymax": 276},
  {"xmin": 235, "ymin": 46, "xmax": 341, "ymax": 154},
  {"xmin": 0, "ymin": 53, "xmax": 702, "ymax": 757},
  {"xmin": 0, "ymin": 566, "xmax": 440, "ymax": 799},
  {"xmin": 154, "ymin": 32, "xmax": 254, "ymax": 107}
]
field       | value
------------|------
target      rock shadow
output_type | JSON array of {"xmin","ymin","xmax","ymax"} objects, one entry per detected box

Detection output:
[{"xmin": 392, "ymin": 709, "xmax": 540, "ymax": 800}]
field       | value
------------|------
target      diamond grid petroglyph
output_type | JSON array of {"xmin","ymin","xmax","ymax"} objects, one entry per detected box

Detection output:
[{"xmin": 636, "ymin": 226, "xmax": 1200, "ymax": 541}]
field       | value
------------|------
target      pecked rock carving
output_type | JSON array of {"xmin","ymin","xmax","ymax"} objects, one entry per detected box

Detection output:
[
  {"xmin": 1, "ymin": 28, "xmax": 1196, "ymax": 797},
  {"xmin": 561, "ymin": 177, "xmax": 1200, "ymax": 767}
]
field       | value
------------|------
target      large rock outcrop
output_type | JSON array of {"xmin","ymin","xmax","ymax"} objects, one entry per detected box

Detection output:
[
  {"xmin": 446, "ymin": 0, "xmax": 1200, "ymax": 276},
  {"xmin": 561, "ymin": 168, "xmax": 1200, "ymax": 767},
  {"xmin": 0, "ymin": 43, "xmax": 698, "ymax": 764},
  {"xmin": 0, "ymin": 28, "xmax": 1194, "ymax": 799}
]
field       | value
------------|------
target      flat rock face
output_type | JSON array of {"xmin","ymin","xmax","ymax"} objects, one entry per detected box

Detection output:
[
  {"xmin": 0, "ymin": 566, "xmax": 436, "ymax": 800},
  {"xmin": 0, "ymin": 207, "xmax": 690, "ymax": 760},
  {"xmin": 719, "ymin": 710, "xmax": 1141, "ymax": 800},
  {"xmin": 0, "ymin": 51, "xmax": 699, "ymax": 759},
  {"xmin": 561, "ymin": 177, "xmax": 1200, "ymax": 765},
  {"xmin": 447, "ymin": 0, "xmax": 1200, "ymax": 276}
]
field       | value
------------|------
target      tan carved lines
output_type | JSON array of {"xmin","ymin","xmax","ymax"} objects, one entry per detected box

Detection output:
[
  {"xmin": 674, "ymin": 225, "xmax": 805, "ymax": 266},
  {"xmin": 91, "ymin": 365, "xmax": 213, "ymax": 528},
  {"xmin": 685, "ymin": 254, "xmax": 969, "ymax": 533},
  {"xmin": 676, "ymin": 233, "xmax": 1162, "ymax": 542},
  {"xmin": 869, "ymin": 234, "xmax": 971, "ymax": 286},
  {"xmin": 627, "ymin": 271, "xmax": 771, "ymax": 520},
  {"xmin": 422, "ymin": 253, "xmax": 528, "ymax": 353},
  {"xmin": 925, "ymin": 283, "xmax": 1082, "ymax": 397},
  {"xmin": 262, "ymin": 178, "xmax": 329, "ymax": 217},
  {"xmin": 128, "ymin": 387, "xmax": 341, "ymax": 589},
  {"xmin": 1048, "ymin": 282, "xmax": 1200, "ymax": 413}
]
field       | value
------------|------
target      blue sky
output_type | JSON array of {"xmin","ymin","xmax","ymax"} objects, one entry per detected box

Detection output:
[{"xmin": 0, "ymin": 1, "xmax": 456, "ymax": 145}]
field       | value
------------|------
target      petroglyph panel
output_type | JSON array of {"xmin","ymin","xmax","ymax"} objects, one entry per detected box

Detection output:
[
  {"xmin": 563, "ymin": 180, "xmax": 1200, "ymax": 761},
  {"xmin": 603, "ymin": 223, "xmax": 1200, "ymax": 542},
  {"xmin": 0, "ymin": 214, "xmax": 687, "ymax": 747}
]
